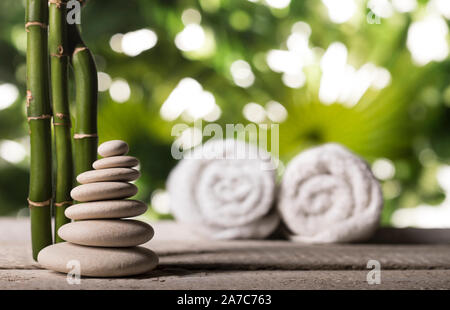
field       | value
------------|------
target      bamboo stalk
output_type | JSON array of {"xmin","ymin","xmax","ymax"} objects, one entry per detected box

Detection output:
[
  {"xmin": 68, "ymin": 21, "xmax": 98, "ymax": 177},
  {"xmin": 26, "ymin": 0, "xmax": 53, "ymax": 260},
  {"xmin": 49, "ymin": 0, "xmax": 73, "ymax": 242}
]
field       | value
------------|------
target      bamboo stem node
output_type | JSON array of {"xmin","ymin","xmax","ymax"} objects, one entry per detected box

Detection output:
[
  {"xmin": 50, "ymin": 45, "xmax": 68, "ymax": 58},
  {"xmin": 53, "ymin": 122, "xmax": 71, "ymax": 127},
  {"xmin": 26, "ymin": 90, "xmax": 33, "ymax": 107},
  {"xmin": 55, "ymin": 112, "xmax": 69, "ymax": 119},
  {"xmin": 25, "ymin": 21, "xmax": 47, "ymax": 32},
  {"xmin": 54, "ymin": 200, "xmax": 73, "ymax": 207},
  {"xmin": 73, "ymin": 133, "xmax": 98, "ymax": 139},
  {"xmin": 53, "ymin": 112, "xmax": 72, "ymax": 125},
  {"xmin": 27, "ymin": 198, "xmax": 52, "ymax": 208},
  {"xmin": 48, "ymin": 0, "xmax": 65, "ymax": 8},
  {"xmin": 73, "ymin": 46, "xmax": 88, "ymax": 56},
  {"xmin": 27, "ymin": 114, "xmax": 52, "ymax": 121}
]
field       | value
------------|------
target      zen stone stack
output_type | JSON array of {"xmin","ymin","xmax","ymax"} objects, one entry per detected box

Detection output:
[{"xmin": 38, "ymin": 140, "xmax": 158, "ymax": 277}]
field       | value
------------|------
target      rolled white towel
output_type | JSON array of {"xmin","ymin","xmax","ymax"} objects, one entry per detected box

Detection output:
[
  {"xmin": 167, "ymin": 139, "xmax": 279, "ymax": 240},
  {"xmin": 278, "ymin": 143, "xmax": 382, "ymax": 243}
]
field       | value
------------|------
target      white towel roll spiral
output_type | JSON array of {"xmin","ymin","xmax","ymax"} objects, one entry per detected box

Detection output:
[
  {"xmin": 278, "ymin": 143, "xmax": 383, "ymax": 243},
  {"xmin": 167, "ymin": 139, "xmax": 279, "ymax": 240}
]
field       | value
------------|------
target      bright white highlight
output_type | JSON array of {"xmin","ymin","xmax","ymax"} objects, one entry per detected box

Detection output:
[
  {"xmin": 266, "ymin": 21, "xmax": 314, "ymax": 89},
  {"xmin": 319, "ymin": 42, "xmax": 391, "ymax": 106},
  {"xmin": 151, "ymin": 189, "xmax": 171, "ymax": 214},
  {"xmin": 291, "ymin": 21, "xmax": 312, "ymax": 37},
  {"xmin": 0, "ymin": 140, "xmax": 26, "ymax": 164},
  {"xmin": 175, "ymin": 24, "xmax": 206, "ymax": 52},
  {"xmin": 109, "ymin": 79, "xmax": 131, "ymax": 103},
  {"xmin": 371, "ymin": 67, "xmax": 392, "ymax": 90},
  {"xmin": 407, "ymin": 15, "xmax": 449, "ymax": 66},
  {"xmin": 372, "ymin": 158, "xmax": 395, "ymax": 180},
  {"xmin": 322, "ymin": 0, "xmax": 356, "ymax": 24},
  {"xmin": 265, "ymin": 0, "xmax": 290, "ymax": 9},
  {"xmin": 282, "ymin": 72, "xmax": 306, "ymax": 89},
  {"xmin": 392, "ymin": 0, "xmax": 417, "ymax": 13},
  {"xmin": 319, "ymin": 42, "xmax": 348, "ymax": 104},
  {"xmin": 243, "ymin": 102, "xmax": 266, "ymax": 123},
  {"xmin": 429, "ymin": 0, "xmax": 450, "ymax": 19},
  {"xmin": 320, "ymin": 42, "xmax": 348, "ymax": 73},
  {"xmin": 182, "ymin": 8, "xmax": 202, "ymax": 25},
  {"xmin": 267, "ymin": 50, "xmax": 303, "ymax": 75},
  {"xmin": 174, "ymin": 127, "xmax": 203, "ymax": 150},
  {"xmin": 203, "ymin": 104, "xmax": 222, "ymax": 122},
  {"xmin": 185, "ymin": 91, "xmax": 216, "ymax": 120},
  {"xmin": 287, "ymin": 32, "xmax": 309, "ymax": 53},
  {"xmin": 160, "ymin": 78, "xmax": 220, "ymax": 121},
  {"xmin": 368, "ymin": 0, "xmax": 394, "ymax": 18},
  {"xmin": 121, "ymin": 29, "xmax": 158, "ymax": 57},
  {"xmin": 0, "ymin": 83, "xmax": 19, "ymax": 110},
  {"xmin": 230, "ymin": 60, "xmax": 255, "ymax": 88},
  {"xmin": 265, "ymin": 101, "xmax": 287, "ymax": 123},
  {"xmin": 97, "ymin": 72, "xmax": 112, "ymax": 92},
  {"xmin": 109, "ymin": 33, "xmax": 123, "ymax": 53}
]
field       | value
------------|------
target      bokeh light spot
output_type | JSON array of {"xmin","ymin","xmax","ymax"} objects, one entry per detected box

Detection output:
[
  {"xmin": 109, "ymin": 79, "xmax": 131, "ymax": 103},
  {"xmin": 0, "ymin": 83, "xmax": 19, "ymax": 110}
]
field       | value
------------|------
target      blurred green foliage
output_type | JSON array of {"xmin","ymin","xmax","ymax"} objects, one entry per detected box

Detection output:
[{"xmin": 0, "ymin": 0, "xmax": 449, "ymax": 226}]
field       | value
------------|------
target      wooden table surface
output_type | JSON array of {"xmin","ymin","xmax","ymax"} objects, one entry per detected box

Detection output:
[{"xmin": 1, "ymin": 218, "xmax": 450, "ymax": 289}]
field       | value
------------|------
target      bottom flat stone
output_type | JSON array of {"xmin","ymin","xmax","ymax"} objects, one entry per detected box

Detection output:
[{"xmin": 37, "ymin": 242, "xmax": 158, "ymax": 277}]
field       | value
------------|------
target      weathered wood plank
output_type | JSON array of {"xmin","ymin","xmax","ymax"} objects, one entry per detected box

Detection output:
[
  {"xmin": 2, "ymin": 237, "xmax": 450, "ymax": 271},
  {"xmin": 156, "ymin": 242, "xmax": 450, "ymax": 271},
  {"xmin": 2, "ymin": 218, "xmax": 450, "ymax": 271},
  {"xmin": 1, "ymin": 269, "xmax": 450, "ymax": 290},
  {"xmin": 1, "ymin": 218, "xmax": 450, "ymax": 289},
  {"xmin": 369, "ymin": 227, "xmax": 450, "ymax": 244}
]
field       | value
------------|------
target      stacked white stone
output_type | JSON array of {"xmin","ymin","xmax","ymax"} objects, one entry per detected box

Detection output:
[{"xmin": 38, "ymin": 140, "xmax": 158, "ymax": 277}]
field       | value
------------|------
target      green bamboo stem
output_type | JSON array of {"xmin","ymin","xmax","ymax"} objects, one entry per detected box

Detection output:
[
  {"xmin": 68, "ymin": 22, "xmax": 98, "ymax": 177},
  {"xmin": 26, "ymin": 0, "xmax": 53, "ymax": 260},
  {"xmin": 49, "ymin": 0, "xmax": 73, "ymax": 242}
]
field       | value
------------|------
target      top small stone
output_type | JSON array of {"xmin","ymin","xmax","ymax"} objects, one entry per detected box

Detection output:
[{"xmin": 98, "ymin": 140, "xmax": 129, "ymax": 157}]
